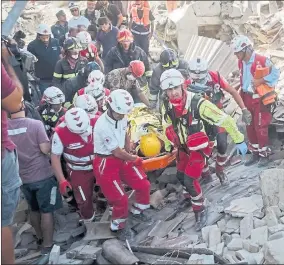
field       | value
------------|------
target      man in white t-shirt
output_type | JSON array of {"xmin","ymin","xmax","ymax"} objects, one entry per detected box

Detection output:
[
  {"xmin": 68, "ymin": 2, "xmax": 91, "ymax": 30},
  {"xmin": 93, "ymin": 89, "xmax": 150, "ymax": 237}
]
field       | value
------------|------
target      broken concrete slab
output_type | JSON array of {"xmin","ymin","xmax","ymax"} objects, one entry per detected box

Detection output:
[
  {"xmin": 83, "ymin": 222, "xmax": 116, "ymax": 241},
  {"xmin": 187, "ymin": 254, "xmax": 215, "ymax": 264},
  {"xmin": 264, "ymin": 207, "xmax": 279, "ymax": 227},
  {"xmin": 151, "ymin": 235, "xmax": 199, "ymax": 248},
  {"xmin": 268, "ymin": 205, "xmax": 282, "ymax": 218},
  {"xmin": 58, "ymin": 254, "xmax": 83, "ymax": 264},
  {"xmin": 201, "ymin": 225, "xmax": 218, "ymax": 245},
  {"xmin": 235, "ymin": 249, "xmax": 256, "ymax": 264},
  {"xmin": 208, "ymin": 226, "xmax": 221, "ymax": 248},
  {"xmin": 221, "ymin": 233, "xmax": 232, "ymax": 246},
  {"xmin": 152, "ymin": 206, "xmax": 177, "ymax": 221},
  {"xmin": 66, "ymin": 245, "xmax": 102, "ymax": 260},
  {"xmin": 227, "ymin": 238, "xmax": 243, "ymax": 251},
  {"xmin": 195, "ymin": 243, "xmax": 207, "ymax": 249},
  {"xmin": 240, "ymin": 214, "xmax": 254, "ymax": 239},
  {"xmin": 156, "ymin": 167, "xmax": 178, "ymax": 187},
  {"xmin": 148, "ymin": 212, "xmax": 188, "ymax": 238},
  {"xmin": 53, "ymin": 231, "xmax": 72, "ymax": 243},
  {"xmin": 150, "ymin": 189, "xmax": 168, "ymax": 209},
  {"xmin": 225, "ymin": 218, "xmax": 241, "ymax": 234},
  {"xmin": 14, "ymin": 223, "xmax": 32, "ymax": 248},
  {"xmin": 260, "ymin": 169, "xmax": 284, "ymax": 210},
  {"xmin": 280, "ymin": 216, "xmax": 284, "ymax": 224},
  {"xmin": 263, "ymin": 237, "xmax": 284, "ymax": 263},
  {"xmin": 251, "ymin": 252, "xmax": 264, "ymax": 264},
  {"xmin": 134, "ymin": 252, "xmax": 187, "ymax": 265},
  {"xmin": 242, "ymin": 240, "xmax": 259, "ymax": 253},
  {"xmin": 268, "ymin": 224, "xmax": 284, "ymax": 234},
  {"xmin": 251, "ymin": 226, "xmax": 268, "ymax": 246},
  {"xmin": 224, "ymin": 195, "xmax": 263, "ymax": 217},
  {"xmin": 19, "ymin": 232, "xmax": 35, "ymax": 248},
  {"xmin": 217, "ymin": 219, "xmax": 226, "ymax": 233},
  {"xmin": 268, "ymin": 231, "xmax": 284, "ymax": 241},
  {"xmin": 49, "ymin": 245, "xmax": 60, "ymax": 265},
  {"xmin": 210, "ymin": 242, "xmax": 224, "ymax": 256},
  {"xmin": 254, "ymin": 217, "xmax": 267, "ymax": 228}
]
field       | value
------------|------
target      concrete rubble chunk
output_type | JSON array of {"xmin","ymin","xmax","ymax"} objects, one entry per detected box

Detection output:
[
  {"xmin": 242, "ymin": 240, "xmax": 259, "ymax": 253},
  {"xmin": 208, "ymin": 226, "xmax": 221, "ymax": 248},
  {"xmin": 66, "ymin": 245, "xmax": 102, "ymax": 260},
  {"xmin": 227, "ymin": 238, "xmax": 243, "ymax": 251},
  {"xmin": 268, "ymin": 224, "xmax": 284, "ymax": 234},
  {"xmin": 251, "ymin": 252, "xmax": 264, "ymax": 264},
  {"xmin": 232, "ymin": 233, "xmax": 241, "ymax": 238},
  {"xmin": 187, "ymin": 254, "xmax": 214, "ymax": 264},
  {"xmin": 49, "ymin": 244, "xmax": 60, "ymax": 264},
  {"xmin": 254, "ymin": 217, "xmax": 267, "ymax": 228},
  {"xmin": 240, "ymin": 213, "xmax": 254, "ymax": 239},
  {"xmin": 195, "ymin": 243, "xmax": 207, "ymax": 249},
  {"xmin": 263, "ymin": 238, "xmax": 284, "ymax": 264},
  {"xmin": 210, "ymin": 242, "xmax": 224, "ymax": 256},
  {"xmin": 251, "ymin": 226, "xmax": 268, "ymax": 246},
  {"xmin": 225, "ymin": 218, "xmax": 241, "ymax": 233},
  {"xmin": 224, "ymin": 195, "xmax": 263, "ymax": 217},
  {"xmin": 71, "ymin": 225, "xmax": 86, "ymax": 238},
  {"xmin": 264, "ymin": 207, "xmax": 279, "ymax": 227},
  {"xmin": 269, "ymin": 206, "xmax": 282, "ymax": 218},
  {"xmin": 280, "ymin": 217, "xmax": 284, "ymax": 224},
  {"xmin": 217, "ymin": 219, "xmax": 226, "ymax": 233},
  {"xmin": 268, "ymin": 231, "xmax": 284, "ymax": 241},
  {"xmin": 58, "ymin": 253, "xmax": 82, "ymax": 264},
  {"xmin": 83, "ymin": 222, "xmax": 116, "ymax": 241},
  {"xmin": 201, "ymin": 225, "xmax": 217, "ymax": 246},
  {"xmin": 53, "ymin": 232, "xmax": 72, "ymax": 243},
  {"xmin": 221, "ymin": 233, "xmax": 232, "ymax": 246},
  {"xmin": 236, "ymin": 249, "xmax": 257, "ymax": 264},
  {"xmin": 150, "ymin": 189, "xmax": 168, "ymax": 209},
  {"xmin": 224, "ymin": 252, "xmax": 238, "ymax": 264},
  {"xmin": 260, "ymin": 169, "xmax": 284, "ymax": 210}
]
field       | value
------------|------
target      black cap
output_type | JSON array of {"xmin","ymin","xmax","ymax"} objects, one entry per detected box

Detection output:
[{"xmin": 56, "ymin": 10, "xmax": 66, "ymax": 18}]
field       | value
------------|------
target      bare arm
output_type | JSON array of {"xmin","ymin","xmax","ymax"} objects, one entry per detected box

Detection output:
[
  {"xmin": 112, "ymin": 147, "xmax": 137, "ymax": 161},
  {"xmin": 224, "ymin": 84, "xmax": 246, "ymax": 110},
  {"xmin": 51, "ymin": 154, "xmax": 66, "ymax": 183},
  {"xmin": 39, "ymin": 142, "xmax": 51, "ymax": 155}
]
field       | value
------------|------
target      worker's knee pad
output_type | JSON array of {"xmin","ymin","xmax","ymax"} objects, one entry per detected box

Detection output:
[
  {"xmin": 176, "ymin": 171, "xmax": 185, "ymax": 186},
  {"xmin": 216, "ymin": 132, "xmax": 228, "ymax": 154}
]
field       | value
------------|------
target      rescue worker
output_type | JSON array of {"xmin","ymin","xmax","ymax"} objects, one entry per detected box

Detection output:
[
  {"xmin": 74, "ymin": 70, "xmax": 110, "ymax": 113},
  {"xmin": 104, "ymin": 29, "xmax": 151, "ymax": 75},
  {"xmin": 95, "ymin": 0, "xmax": 124, "ymax": 28},
  {"xmin": 105, "ymin": 60, "xmax": 150, "ymax": 106},
  {"xmin": 51, "ymin": 10, "xmax": 69, "ymax": 42},
  {"xmin": 129, "ymin": 0, "xmax": 155, "ymax": 55},
  {"xmin": 27, "ymin": 24, "xmax": 61, "ymax": 94},
  {"xmin": 149, "ymin": 48, "xmax": 189, "ymax": 109},
  {"xmin": 81, "ymin": 0, "xmax": 100, "ymax": 27},
  {"xmin": 53, "ymin": 37, "xmax": 88, "ymax": 89},
  {"xmin": 93, "ymin": 89, "xmax": 151, "ymax": 236},
  {"xmin": 68, "ymin": 2, "xmax": 91, "ymax": 30},
  {"xmin": 231, "ymin": 35, "xmax": 280, "ymax": 167},
  {"xmin": 76, "ymin": 31, "xmax": 104, "ymax": 71},
  {"xmin": 37, "ymin": 86, "xmax": 66, "ymax": 138},
  {"xmin": 187, "ymin": 57, "xmax": 252, "ymax": 184},
  {"xmin": 62, "ymin": 61, "xmax": 101, "ymax": 103},
  {"xmin": 160, "ymin": 69, "xmax": 248, "ymax": 231},
  {"xmin": 51, "ymin": 108, "xmax": 98, "ymax": 222},
  {"xmin": 166, "ymin": 0, "xmax": 178, "ymax": 13}
]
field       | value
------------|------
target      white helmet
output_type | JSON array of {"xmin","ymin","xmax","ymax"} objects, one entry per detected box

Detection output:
[
  {"xmin": 107, "ymin": 89, "xmax": 134, "ymax": 115},
  {"xmin": 37, "ymin": 24, "xmax": 51, "ymax": 35},
  {"xmin": 231, "ymin": 35, "xmax": 253, "ymax": 53},
  {"xmin": 74, "ymin": 94, "xmax": 98, "ymax": 115},
  {"xmin": 43, "ymin": 86, "xmax": 65, "ymax": 104},
  {"xmin": 86, "ymin": 70, "xmax": 105, "ymax": 91},
  {"xmin": 76, "ymin": 31, "xmax": 92, "ymax": 48},
  {"xmin": 188, "ymin": 57, "xmax": 208, "ymax": 81},
  {"xmin": 65, "ymin": 108, "xmax": 90, "ymax": 134},
  {"xmin": 160, "ymin": 69, "xmax": 184, "ymax": 91},
  {"xmin": 68, "ymin": 2, "xmax": 79, "ymax": 10},
  {"xmin": 88, "ymin": 86, "xmax": 106, "ymax": 101}
]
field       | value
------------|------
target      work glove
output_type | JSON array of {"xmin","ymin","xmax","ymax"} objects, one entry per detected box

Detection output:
[
  {"xmin": 149, "ymin": 100, "xmax": 157, "ymax": 110},
  {"xmin": 236, "ymin": 142, "xmax": 248, "ymax": 157},
  {"xmin": 133, "ymin": 156, "xmax": 143, "ymax": 167},
  {"xmin": 59, "ymin": 180, "xmax": 72, "ymax": 196},
  {"xmin": 242, "ymin": 108, "xmax": 252, "ymax": 125}
]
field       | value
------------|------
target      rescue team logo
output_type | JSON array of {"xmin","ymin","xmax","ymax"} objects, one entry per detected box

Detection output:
[
  {"xmin": 68, "ymin": 143, "xmax": 84, "ymax": 149},
  {"xmin": 104, "ymin": 137, "xmax": 111, "ymax": 144}
]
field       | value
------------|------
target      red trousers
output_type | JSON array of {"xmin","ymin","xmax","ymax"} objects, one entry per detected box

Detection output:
[
  {"xmin": 67, "ymin": 168, "xmax": 95, "ymax": 219},
  {"xmin": 93, "ymin": 156, "xmax": 150, "ymax": 229},
  {"xmin": 242, "ymin": 92, "xmax": 272, "ymax": 151},
  {"xmin": 176, "ymin": 150, "xmax": 205, "ymax": 212}
]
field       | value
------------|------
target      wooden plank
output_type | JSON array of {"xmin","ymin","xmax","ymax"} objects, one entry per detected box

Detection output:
[{"xmin": 15, "ymin": 251, "xmax": 41, "ymax": 264}]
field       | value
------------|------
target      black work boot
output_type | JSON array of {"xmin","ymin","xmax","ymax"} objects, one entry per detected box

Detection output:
[
  {"xmin": 244, "ymin": 153, "xmax": 259, "ymax": 166},
  {"xmin": 216, "ymin": 171, "xmax": 230, "ymax": 186},
  {"xmin": 130, "ymin": 212, "xmax": 153, "ymax": 223},
  {"xmin": 194, "ymin": 208, "xmax": 208, "ymax": 232},
  {"xmin": 258, "ymin": 156, "xmax": 270, "ymax": 167},
  {"xmin": 112, "ymin": 226, "xmax": 136, "ymax": 241}
]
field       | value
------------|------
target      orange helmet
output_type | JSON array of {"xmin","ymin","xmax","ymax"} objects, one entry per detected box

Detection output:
[
  {"xmin": 129, "ymin": 60, "xmax": 145, "ymax": 78},
  {"xmin": 117, "ymin": 29, "xmax": 134, "ymax": 43}
]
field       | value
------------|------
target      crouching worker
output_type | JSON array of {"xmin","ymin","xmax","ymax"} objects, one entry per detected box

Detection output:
[
  {"xmin": 160, "ymin": 69, "xmax": 248, "ymax": 231},
  {"xmin": 93, "ymin": 89, "xmax": 151, "ymax": 237},
  {"xmin": 51, "ymin": 108, "xmax": 98, "ymax": 222}
]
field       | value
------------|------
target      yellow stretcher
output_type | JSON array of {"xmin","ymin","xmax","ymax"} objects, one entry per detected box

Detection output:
[{"xmin": 128, "ymin": 104, "xmax": 176, "ymax": 172}]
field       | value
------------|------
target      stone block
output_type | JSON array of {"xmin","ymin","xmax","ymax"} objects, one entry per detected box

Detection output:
[
  {"xmin": 263, "ymin": 238, "xmax": 284, "ymax": 263},
  {"xmin": 150, "ymin": 189, "xmax": 168, "ymax": 209},
  {"xmin": 208, "ymin": 226, "xmax": 221, "ymax": 248},
  {"xmin": 224, "ymin": 253, "xmax": 238, "ymax": 263},
  {"xmin": 210, "ymin": 242, "xmax": 224, "ymax": 256},
  {"xmin": 260, "ymin": 169, "xmax": 284, "ymax": 210},
  {"xmin": 225, "ymin": 218, "xmax": 241, "ymax": 233},
  {"xmin": 49, "ymin": 244, "xmax": 60, "ymax": 264},
  {"xmin": 251, "ymin": 226, "xmax": 268, "ymax": 246},
  {"xmin": 187, "ymin": 254, "xmax": 215, "ymax": 264},
  {"xmin": 83, "ymin": 222, "xmax": 116, "ymax": 241},
  {"xmin": 280, "ymin": 217, "xmax": 284, "ymax": 224},
  {"xmin": 227, "ymin": 238, "xmax": 243, "ymax": 251},
  {"xmin": 66, "ymin": 245, "xmax": 102, "ymax": 260},
  {"xmin": 264, "ymin": 207, "xmax": 279, "ymax": 227},
  {"xmin": 268, "ymin": 224, "xmax": 284, "ymax": 234},
  {"xmin": 251, "ymin": 252, "xmax": 264, "ymax": 264},
  {"xmin": 221, "ymin": 233, "xmax": 232, "ymax": 246},
  {"xmin": 254, "ymin": 217, "xmax": 267, "ymax": 228},
  {"xmin": 268, "ymin": 231, "xmax": 284, "ymax": 241},
  {"xmin": 242, "ymin": 240, "xmax": 259, "ymax": 253},
  {"xmin": 201, "ymin": 225, "xmax": 217, "ymax": 245},
  {"xmin": 217, "ymin": 219, "xmax": 226, "ymax": 233},
  {"xmin": 235, "ymin": 249, "xmax": 256, "ymax": 264},
  {"xmin": 240, "ymin": 213, "xmax": 253, "ymax": 239}
]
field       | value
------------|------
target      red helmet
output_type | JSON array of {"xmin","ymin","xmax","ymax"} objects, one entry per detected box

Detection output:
[
  {"xmin": 117, "ymin": 29, "xmax": 134, "ymax": 43},
  {"xmin": 129, "ymin": 60, "xmax": 145, "ymax": 78}
]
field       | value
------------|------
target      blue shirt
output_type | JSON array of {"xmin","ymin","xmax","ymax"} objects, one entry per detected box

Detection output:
[
  {"xmin": 96, "ymin": 25, "xmax": 119, "ymax": 59},
  {"xmin": 241, "ymin": 52, "xmax": 280, "ymax": 92}
]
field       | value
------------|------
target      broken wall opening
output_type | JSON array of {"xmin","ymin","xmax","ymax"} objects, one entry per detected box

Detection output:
[{"xmin": 198, "ymin": 25, "xmax": 222, "ymax": 39}]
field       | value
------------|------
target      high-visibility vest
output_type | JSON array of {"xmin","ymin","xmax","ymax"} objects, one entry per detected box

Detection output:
[{"xmin": 131, "ymin": 6, "xmax": 150, "ymax": 27}]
